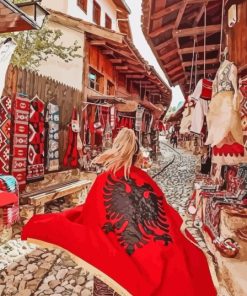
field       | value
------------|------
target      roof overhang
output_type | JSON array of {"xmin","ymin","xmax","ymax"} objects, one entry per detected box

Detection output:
[
  {"xmin": 142, "ymin": 0, "xmax": 223, "ymax": 95},
  {"xmin": 86, "ymin": 35, "xmax": 172, "ymax": 107},
  {"xmin": 113, "ymin": 0, "xmax": 131, "ymax": 14},
  {"xmin": 0, "ymin": 0, "xmax": 44, "ymax": 33}
]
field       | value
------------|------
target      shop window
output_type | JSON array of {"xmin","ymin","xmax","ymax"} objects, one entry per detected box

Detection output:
[
  {"xmin": 107, "ymin": 80, "xmax": 115, "ymax": 95},
  {"xmin": 105, "ymin": 14, "xmax": 112, "ymax": 29},
  {"xmin": 93, "ymin": 0, "xmax": 101, "ymax": 25},
  {"xmin": 77, "ymin": 0, "xmax": 87, "ymax": 13},
  {"xmin": 88, "ymin": 67, "xmax": 104, "ymax": 93}
]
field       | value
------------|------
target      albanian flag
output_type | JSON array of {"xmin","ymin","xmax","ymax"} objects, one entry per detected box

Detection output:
[{"xmin": 22, "ymin": 166, "xmax": 216, "ymax": 296}]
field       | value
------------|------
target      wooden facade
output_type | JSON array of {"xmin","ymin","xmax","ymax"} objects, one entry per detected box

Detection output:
[{"xmin": 85, "ymin": 34, "xmax": 172, "ymax": 107}]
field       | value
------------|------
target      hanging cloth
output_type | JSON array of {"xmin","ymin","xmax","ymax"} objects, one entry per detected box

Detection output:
[
  {"xmin": 110, "ymin": 106, "xmax": 116, "ymax": 130},
  {"xmin": 11, "ymin": 95, "xmax": 30, "ymax": 191},
  {"xmin": 0, "ymin": 96, "xmax": 12, "ymax": 174},
  {"xmin": 45, "ymin": 102, "xmax": 60, "ymax": 171},
  {"xmin": 63, "ymin": 107, "xmax": 79, "ymax": 168},
  {"xmin": 103, "ymin": 111, "xmax": 113, "ymax": 150},
  {"xmin": 27, "ymin": 96, "xmax": 45, "ymax": 182},
  {"xmin": 0, "ymin": 40, "xmax": 16, "ymax": 97},
  {"xmin": 135, "ymin": 107, "xmax": 144, "ymax": 131}
]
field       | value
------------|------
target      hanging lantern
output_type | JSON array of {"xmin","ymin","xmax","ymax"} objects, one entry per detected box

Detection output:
[{"xmin": 16, "ymin": 0, "xmax": 49, "ymax": 29}]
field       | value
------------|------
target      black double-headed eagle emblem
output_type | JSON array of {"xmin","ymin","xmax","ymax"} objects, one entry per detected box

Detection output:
[{"xmin": 102, "ymin": 175, "xmax": 172, "ymax": 255}]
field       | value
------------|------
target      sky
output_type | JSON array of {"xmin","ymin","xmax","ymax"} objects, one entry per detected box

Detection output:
[{"xmin": 125, "ymin": 0, "xmax": 185, "ymax": 107}]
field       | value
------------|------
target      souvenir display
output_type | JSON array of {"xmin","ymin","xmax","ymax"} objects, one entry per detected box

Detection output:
[
  {"xmin": 0, "ymin": 175, "xmax": 19, "ymax": 227},
  {"xmin": 135, "ymin": 106, "xmax": 144, "ymax": 131},
  {"xmin": 63, "ymin": 107, "xmax": 79, "ymax": 168},
  {"xmin": 240, "ymin": 78, "xmax": 247, "ymax": 146},
  {"xmin": 27, "ymin": 96, "xmax": 45, "ymax": 182},
  {"xmin": 11, "ymin": 95, "xmax": 30, "ymax": 191},
  {"xmin": 190, "ymin": 78, "xmax": 212, "ymax": 135},
  {"xmin": 0, "ymin": 96, "xmax": 12, "ymax": 174},
  {"xmin": 180, "ymin": 101, "xmax": 195, "ymax": 134},
  {"xmin": 205, "ymin": 54, "xmax": 246, "ymax": 165},
  {"xmin": 45, "ymin": 102, "xmax": 60, "ymax": 171}
]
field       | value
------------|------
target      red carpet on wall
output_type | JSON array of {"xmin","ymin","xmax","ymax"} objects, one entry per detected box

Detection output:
[
  {"xmin": 0, "ymin": 96, "xmax": 12, "ymax": 174},
  {"xmin": 27, "ymin": 97, "xmax": 45, "ymax": 182},
  {"xmin": 11, "ymin": 95, "xmax": 30, "ymax": 191}
]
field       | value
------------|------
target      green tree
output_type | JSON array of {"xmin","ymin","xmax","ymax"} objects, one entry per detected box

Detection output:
[{"xmin": 2, "ymin": 26, "xmax": 81, "ymax": 70}]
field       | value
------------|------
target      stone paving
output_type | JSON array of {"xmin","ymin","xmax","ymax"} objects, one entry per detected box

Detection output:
[{"xmin": 0, "ymin": 137, "xmax": 210, "ymax": 296}]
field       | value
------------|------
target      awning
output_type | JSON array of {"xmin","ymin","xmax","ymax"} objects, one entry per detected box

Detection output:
[
  {"xmin": 0, "ymin": 0, "xmax": 41, "ymax": 33},
  {"xmin": 88, "ymin": 95, "xmax": 127, "ymax": 104},
  {"xmin": 115, "ymin": 100, "xmax": 138, "ymax": 112}
]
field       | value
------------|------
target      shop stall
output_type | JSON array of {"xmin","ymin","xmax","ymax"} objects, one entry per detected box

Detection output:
[{"xmin": 142, "ymin": 0, "xmax": 247, "ymax": 293}]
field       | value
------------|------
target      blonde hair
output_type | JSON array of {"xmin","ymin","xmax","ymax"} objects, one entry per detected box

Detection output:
[{"xmin": 92, "ymin": 128, "xmax": 137, "ymax": 178}]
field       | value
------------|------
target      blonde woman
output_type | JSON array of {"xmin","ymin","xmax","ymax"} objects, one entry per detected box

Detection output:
[{"xmin": 22, "ymin": 128, "xmax": 216, "ymax": 296}]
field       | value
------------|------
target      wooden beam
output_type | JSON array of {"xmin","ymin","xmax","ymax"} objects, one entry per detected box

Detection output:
[
  {"xmin": 150, "ymin": 22, "xmax": 174, "ymax": 38},
  {"xmin": 175, "ymin": 1, "xmax": 187, "ymax": 28},
  {"xmin": 179, "ymin": 44, "xmax": 220, "ymax": 54},
  {"xmin": 160, "ymin": 48, "xmax": 178, "ymax": 61},
  {"xmin": 51, "ymin": 14, "xmax": 124, "ymax": 44},
  {"xmin": 174, "ymin": 78, "xmax": 186, "ymax": 86},
  {"xmin": 90, "ymin": 40, "xmax": 106, "ymax": 46},
  {"xmin": 151, "ymin": 0, "xmax": 216, "ymax": 20},
  {"xmin": 167, "ymin": 65, "xmax": 183, "ymax": 76},
  {"xmin": 116, "ymin": 66, "xmax": 128, "ymax": 70},
  {"xmin": 119, "ymin": 70, "xmax": 139, "ymax": 74},
  {"xmin": 165, "ymin": 58, "xmax": 181, "ymax": 69},
  {"xmin": 125, "ymin": 59, "xmax": 140, "ymax": 66},
  {"xmin": 132, "ymin": 81, "xmax": 152, "ymax": 85},
  {"xmin": 171, "ymin": 73, "xmax": 185, "ymax": 81},
  {"xmin": 102, "ymin": 50, "xmax": 114, "ymax": 55},
  {"xmin": 144, "ymin": 85, "xmax": 157, "ymax": 89},
  {"xmin": 128, "ymin": 65, "xmax": 144, "ymax": 72},
  {"xmin": 173, "ymin": 24, "xmax": 221, "ymax": 38},
  {"xmin": 126, "ymin": 75, "xmax": 145, "ymax": 79},
  {"xmin": 155, "ymin": 39, "xmax": 175, "ymax": 52},
  {"xmin": 193, "ymin": 2, "xmax": 207, "ymax": 26},
  {"xmin": 182, "ymin": 58, "xmax": 219, "ymax": 67},
  {"xmin": 185, "ymin": 68, "xmax": 217, "ymax": 76},
  {"xmin": 109, "ymin": 59, "xmax": 123, "ymax": 64},
  {"xmin": 151, "ymin": 2, "xmax": 181, "ymax": 20}
]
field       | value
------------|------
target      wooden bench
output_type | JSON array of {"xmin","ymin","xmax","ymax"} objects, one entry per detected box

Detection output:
[{"xmin": 20, "ymin": 179, "xmax": 92, "ymax": 215}]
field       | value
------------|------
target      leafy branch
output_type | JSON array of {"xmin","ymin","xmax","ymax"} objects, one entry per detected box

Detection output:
[{"xmin": 2, "ymin": 26, "xmax": 81, "ymax": 70}]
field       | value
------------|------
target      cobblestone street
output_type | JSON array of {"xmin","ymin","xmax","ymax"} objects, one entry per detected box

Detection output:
[{"xmin": 0, "ymin": 138, "xmax": 213, "ymax": 296}]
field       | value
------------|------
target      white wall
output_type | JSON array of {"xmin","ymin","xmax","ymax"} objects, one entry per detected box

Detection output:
[
  {"xmin": 38, "ymin": 21, "xmax": 85, "ymax": 90},
  {"xmin": 42, "ymin": 0, "xmax": 119, "ymax": 31},
  {"xmin": 41, "ymin": 0, "xmax": 68, "ymax": 14}
]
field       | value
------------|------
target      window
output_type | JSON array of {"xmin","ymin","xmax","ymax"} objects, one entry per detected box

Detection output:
[
  {"xmin": 93, "ymin": 0, "xmax": 101, "ymax": 25},
  {"xmin": 107, "ymin": 80, "xmax": 115, "ymax": 95},
  {"xmin": 88, "ymin": 67, "xmax": 104, "ymax": 93},
  {"xmin": 105, "ymin": 14, "xmax": 112, "ymax": 29},
  {"xmin": 77, "ymin": 0, "xmax": 87, "ymax": 13}
]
